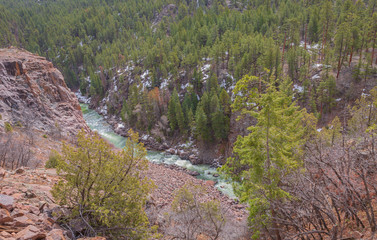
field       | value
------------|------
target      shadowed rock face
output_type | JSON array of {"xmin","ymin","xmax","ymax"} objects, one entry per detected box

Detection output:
[{"xmin": 0, "ymin": 47, "xmax": 89, "ymax": 136}]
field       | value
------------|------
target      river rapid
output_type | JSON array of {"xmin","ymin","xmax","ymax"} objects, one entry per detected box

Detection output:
[{"xmin": 80, "ymin": 103, "xmax": 236, "ymax": 199}]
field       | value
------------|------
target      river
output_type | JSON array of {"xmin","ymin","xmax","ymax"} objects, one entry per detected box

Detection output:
[{"xmin": 80, "ymin": 103, "xmax": 236, "ymax": 199}]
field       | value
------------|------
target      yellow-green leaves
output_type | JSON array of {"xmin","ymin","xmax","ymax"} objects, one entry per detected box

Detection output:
[{"xmin": 52, "ymin": 129, "xmax": 157, "ymax": 239}]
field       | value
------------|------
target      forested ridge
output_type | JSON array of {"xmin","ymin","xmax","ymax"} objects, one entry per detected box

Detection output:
[
  {"xmin": 1, "ymin": 0, "xmax": 376, "ymax": 145},
  {"xmin": 2, "ymin": 0, "xmax": 377, "ymax": 238}
]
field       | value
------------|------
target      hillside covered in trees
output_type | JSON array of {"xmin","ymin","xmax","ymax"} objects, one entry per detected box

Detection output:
[
  {"xmin": 2, "ymin": 0, "xmax": 377, "ymax": 238},
  {"xmin": 1, "ymin": 0, "xmax": 377, "ymax": 156}
]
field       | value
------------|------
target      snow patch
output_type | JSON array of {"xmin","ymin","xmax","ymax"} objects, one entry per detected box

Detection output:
[
  {"xmin": 293, "ymin": 84, "xmax": 304, "ymax": 93},
  {"xmin": 141, "ymin": 135, "xmax": 150, "ymax": 141},
  {"xmin": 75, "ymin": 92, "xmax": 91, "ymax": 104},
  {"xmin": 117, "ymin": 123, "xmax": 125, "ymax": 130}
]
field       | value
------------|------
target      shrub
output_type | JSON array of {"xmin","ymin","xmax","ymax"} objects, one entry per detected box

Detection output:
[
  {"xmin": 15, "ymin": 121, "xmax": 23, "ymax": 127},
  {"xmin": 167, "ymin": 184, "xmax": 226, "ymax": 239},
  {"xmin": 4, "ymin": 122, "xmax": 13, "ymax": 132},
  {"xmin": 52, "ymin": 129, "xmax": 158, "ymax": 239},
  {"xmin": 42, "ymin": 134, "xmax": 48, "ymax": 138},
  {"xmin": 45, "ymin": 151, "xmax": 59, "ymax": 168}
]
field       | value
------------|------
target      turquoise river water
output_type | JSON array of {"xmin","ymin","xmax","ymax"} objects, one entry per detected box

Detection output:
[{"xmin": 80, "ymin": 103, "xmax": 236, "ymax": 199}]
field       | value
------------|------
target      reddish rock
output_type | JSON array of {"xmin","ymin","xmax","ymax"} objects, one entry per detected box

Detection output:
[
  {"xmin": 13, "ymin": 215, "xmax": 34, "ymax": 227},
  {"xmin": 46, "ymin": 229, "xmax": 66, "ymax": 240},
  {"xmin": 15, "ymin": 168, "xmax": 25, "ymax": 174},
  {"xmin": 10, "ymin": 208, "xmax": 26, "ymax": 218},
  {"xmin": 0, "ymin": 231, "xmax": 12, "ymax": 238},
  {"xmin": 14, "ymin": 225, "xmax": 46, "ymax": 240},
  {"xmin": 205, "ymin": 180, "xmax": 216, "ymax": 187},
  {"xmin": 0, "ymin": 194, "xmax": 14, "ymax": 210},
  {"xmin": 0, "ymin": 47, "xmax": 90, "ymax": 137},
  {"xmin": 78, "ymin": 237, "xmax": 106, "ymax": 240},
  {"xmin": 0, "ymin": 208, "xmax": 12, "ymax": 224}
]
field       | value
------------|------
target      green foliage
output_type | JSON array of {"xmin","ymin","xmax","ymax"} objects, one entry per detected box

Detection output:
[
  {"xmin": 221, "ymin": 75, "xmax": 312, "ymax": 239},
  {"xmin": 4, "ymin": 122, "xmax": 12, "ymax": 132},
  {"xmin": 195, "ymin": 106, "xmax": 210, "ymax": 141},
  {"xmin": 52, "ymin": 129, "xmax": 157, "ymax": 239},
  {"xmin": 168, "ymin": 88, "xmax": 179, "ymax": 131},
  {"xmin": 45, "ymin": 151, "xmax": 59, "ymax": 169}
]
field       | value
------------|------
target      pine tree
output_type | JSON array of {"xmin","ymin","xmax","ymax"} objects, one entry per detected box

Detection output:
[
  {"xmin": 176, "ymin": 101, "xmax": 185, "ymax": 133},
  {"xmin": 168, "ymin": 88, "xmax": 179, "ymax": 131},
  {"xmin": 221, "ymin": 76, "xmax": 309, "ymax": 240},
  {"xmin": 219, "ymin": 88, "xmax": 231, "ymax": 115},
  {"xmin": 195, "ymin": 105, "xmax": 210, "ymax": 141}
]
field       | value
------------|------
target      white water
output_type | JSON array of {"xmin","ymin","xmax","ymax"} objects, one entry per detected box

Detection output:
[{"xmin": 80, "ymin": 104, "xmax": 236, "ymax": 199}]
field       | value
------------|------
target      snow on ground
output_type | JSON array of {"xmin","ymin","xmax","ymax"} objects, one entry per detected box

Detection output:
[
  {"xmin": 117, "ymin": 123, "xmax": 125, "ymax": 131},
  {"xmin": 160, "ymin": 78, "xmax": 169, "ymax": 89},
  {"xmin": 312, "ymin": 74, "xmax": 321, "ymax": 80},
  {"xmin": 181, "ymin": 82, "xmax": 191, "ymax": 90},
  {"xmin": 141, "ymin": 70, "xmax": 150, "ymax": 80},
  {"xmin": 179, "ymin": 140, "xmax": 194, "ymax": 149},
  {"xmin": 293, "ymin": 84, "xmax": 304, "ymax": 93},
  {"xmin": 75, "ymin": 91, "xmax": 91, "ymax": 104},
  {"xmin": 98, "ymin": 104, "xmax": 108, "ymax": 115},
  {"xmin": 142, "ymin": 134, "xmax": 150, "ymax": 141}
]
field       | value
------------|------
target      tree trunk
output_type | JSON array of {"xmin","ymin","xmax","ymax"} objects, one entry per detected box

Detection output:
[
  {"xmin": 321, "ymin": 23, "xmax": 328, "ymax": 61},
  {"xmin": 337, "ymin": 39, "xmax": 343, "ymax": 79},
  {"xmin": 304, "ymin": 23, "xmax": 308, "ymax": 50},
  {"xmin": 282, "ymin": 31, "xmax": 287, "ymax": 66},
  {"xmin": 371, "ymin": 30, "xmax": 376, "ymax": 66},
  {"xmin": 349, "ymin": 45, "xmax": 353, "ymax": 67}
]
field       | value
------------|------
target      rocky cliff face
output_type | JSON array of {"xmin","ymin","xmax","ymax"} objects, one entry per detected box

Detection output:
[{"xmin": 0, "ymin": 47, "xmax": 89, "ymax": 136}]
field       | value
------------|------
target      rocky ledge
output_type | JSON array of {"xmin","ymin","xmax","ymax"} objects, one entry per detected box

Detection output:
[
  {"xmin": 0, "ymin": 47, "xmax": 89, "ymax": 137},
  {"xmin": 0, "ymin": 167, "xmax": 65, "ymax": 240}
]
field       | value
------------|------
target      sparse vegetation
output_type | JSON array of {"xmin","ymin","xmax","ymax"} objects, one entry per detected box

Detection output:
[
  {"xmin": 45, "ymin": 151, "xmax": 59, "ymax": 169},
  {"xmin": 0, "ymin": 132, "xmax": 34, "ymax": 170},
  {"xmin": 4, "ymin": 122, "xmax": 12, "ymax": 132},
  {"xmin": 165, "ymin": 184, "xmax": 226, "ymax": 240}
]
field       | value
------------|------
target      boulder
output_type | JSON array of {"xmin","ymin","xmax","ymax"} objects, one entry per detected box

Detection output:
[
  {"xmin": 15, "ymin": 168, "xmax": 25, "ymax": 174},
  {"xmin": 205, "ymin": 180, "xmax": 216, "ymax": 187},
  {"xmin": 0, "ymin": 194, "xmax": 14, "ymax": 210},
  {"xmin": 46, "ymin": 229, "xmax": 67, "ymax": 240},
  {"xmin": 14, "ymin": 225, "xmax": 46, "ymax": 240},
  {"xmin": 187, "ymin": 170, "xmax": 200, "ymax": 177},
  {"xmin": 25, "ymin": 190, "xmax": 37, "ymax": 199},
  {"xmin": 13, "ymin": 215, "xmax": 34, "ymax": 227},
  {"xmin": 0, "ymin": 208, "xmax": 12, "ymax": 224},
  {"xmin": 0, "ymin": 231, "xmax": 13, "ymax": 238}
]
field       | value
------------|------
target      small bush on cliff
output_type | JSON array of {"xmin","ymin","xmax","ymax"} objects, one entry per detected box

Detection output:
[
  {"xmin": 52, "ymin": 129, "xmax": 158, "ymax": 239},
  {"xmin": 4, "ymin": 122, "xmax": 12, "ymax": 132},
  {"xmin": 45, "ymin": 151, "xmax": 59, "ymax": 169}
]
